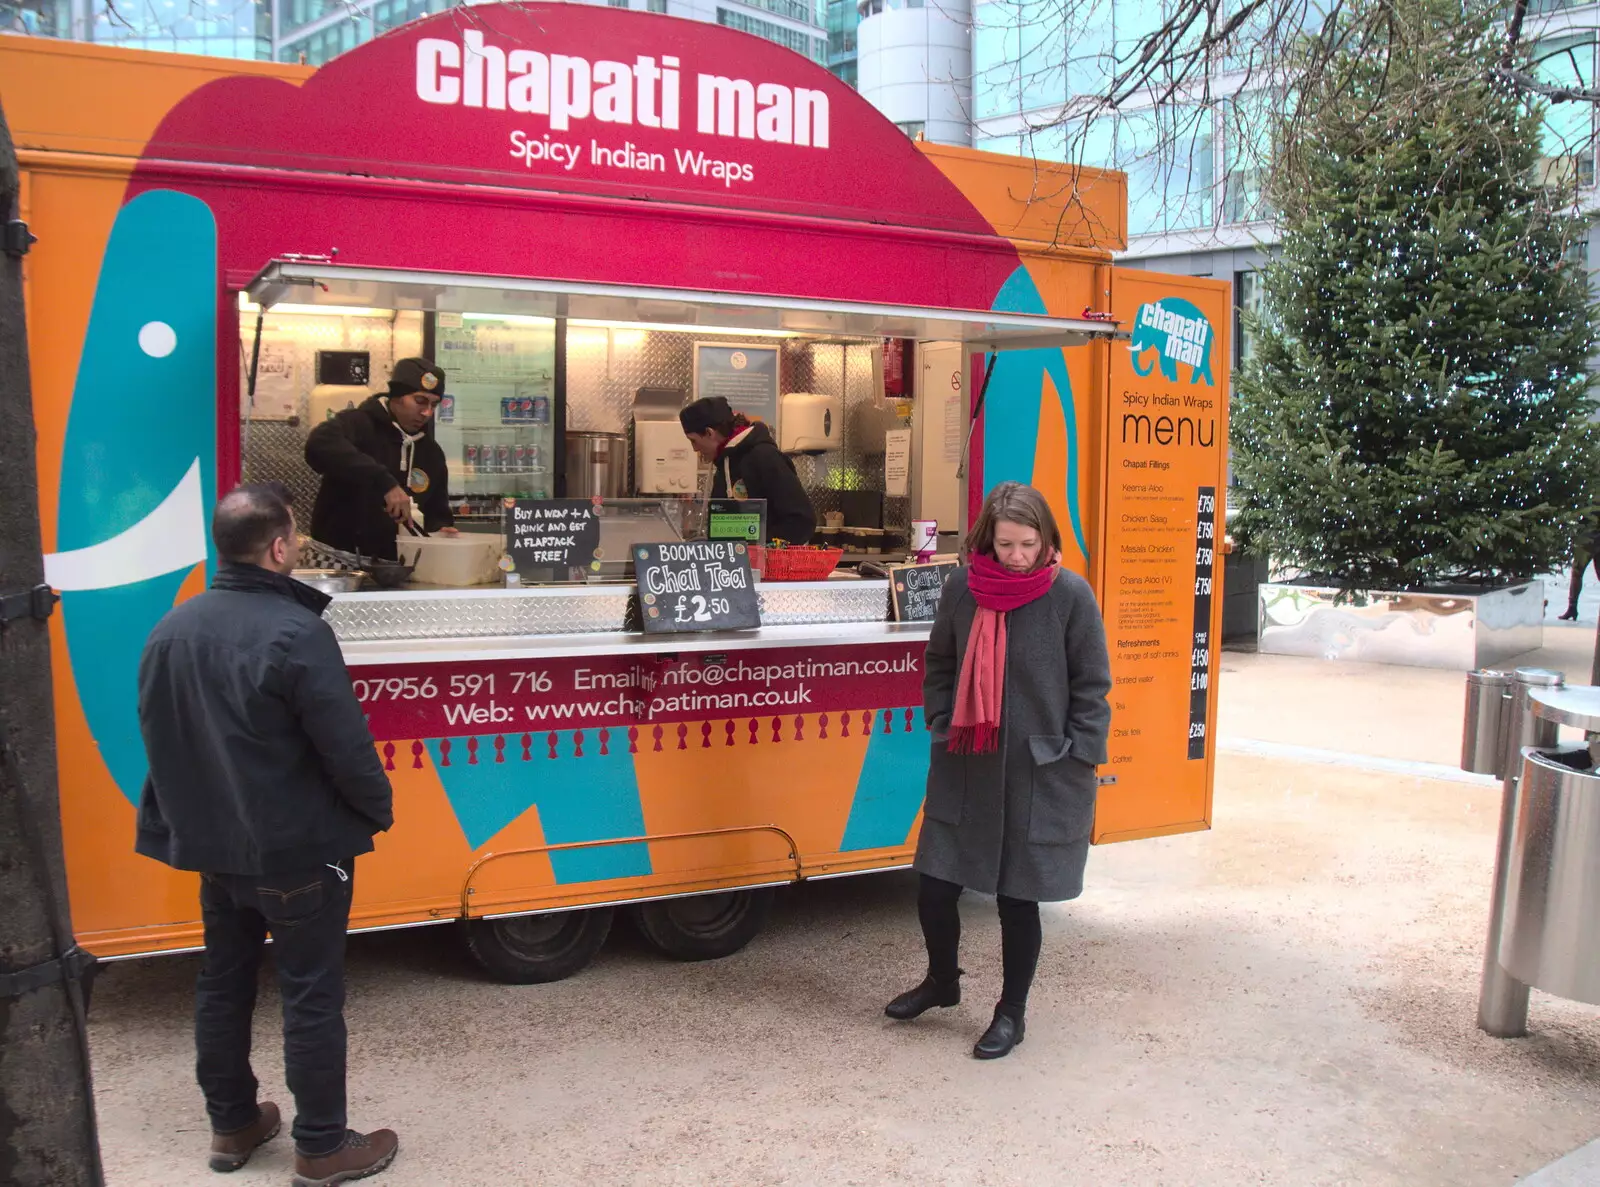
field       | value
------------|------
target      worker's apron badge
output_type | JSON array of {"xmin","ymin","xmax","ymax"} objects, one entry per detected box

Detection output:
[{"xmin": 408, "ymin": 468, "xmax": 430, "ymax": 494}]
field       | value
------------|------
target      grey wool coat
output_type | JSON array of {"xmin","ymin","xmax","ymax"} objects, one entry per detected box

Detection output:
[{"xmin": 913, "ymin": 567, "xmax": 1113, "ymax": 903}]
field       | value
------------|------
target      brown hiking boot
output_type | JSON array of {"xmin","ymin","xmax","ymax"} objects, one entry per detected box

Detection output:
[
  {"xmin": 208, "ymin": 1101, "xmax": 281, "ymax": 1172},
  {"xmin": 291, "ymin": 1129, "xmax": 399, "ymax": 1186}
]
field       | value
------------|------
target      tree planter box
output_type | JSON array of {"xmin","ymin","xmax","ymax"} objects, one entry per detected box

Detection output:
[{"xmin": 1258, "ymin": 580, "xmax": 1543, "ymax": 670}]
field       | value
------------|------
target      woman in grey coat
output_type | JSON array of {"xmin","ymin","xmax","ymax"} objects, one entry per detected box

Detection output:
[{"xmin": 885, "ymin": 482, "xmax": 1112, "ymax": 1059}]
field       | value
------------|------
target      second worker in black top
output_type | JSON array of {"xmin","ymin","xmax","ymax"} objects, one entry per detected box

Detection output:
[{"xmin": 679, "ymin": 396, "xmax": 816, "ymax": 545}]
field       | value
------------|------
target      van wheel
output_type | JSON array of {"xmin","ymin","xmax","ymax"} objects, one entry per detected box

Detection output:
[
  {"xmin": 463, "ymin": 908, "xmax": 614, "ymax": 983},
  {"xmin": 629, "ymin": 889, "xmax": 773, "ymax": 961}
]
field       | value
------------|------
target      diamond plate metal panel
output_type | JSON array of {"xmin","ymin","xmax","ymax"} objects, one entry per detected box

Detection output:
[
  {"xmin": 567, "ymin": 332, "xmax": 899, "ymax": 533},
  {"xmin": 757, "ymin": 583, "xmax": 890, "ymax": 625},
  {"xmin": 324, "ymin": 583, "xmax": 891, "ymax": 642},
  {"xmin": 239, "ymin": 310, "xmax": 423, "ymax": 512},
  {"xmin": 326, "ymin": 589, "xmax": 633, "ymax": 642}
]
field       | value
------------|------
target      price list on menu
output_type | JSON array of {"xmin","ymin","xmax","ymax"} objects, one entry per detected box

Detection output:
[{"xmin": 1187, "ymin": 487, "xmax": 1217, "ymax": 760}]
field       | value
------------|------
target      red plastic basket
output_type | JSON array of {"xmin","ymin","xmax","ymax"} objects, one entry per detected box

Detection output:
[{"xmin": 749, "ymin": 545, "xmax": 844, "ymax": 581}]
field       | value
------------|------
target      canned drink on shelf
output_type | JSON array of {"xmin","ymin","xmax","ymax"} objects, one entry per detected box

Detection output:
[
  {"xmin": 499, "ymin": 396, "xmax": 513, "ymax": 425},
  {"xmin": 532, "ymin": 395, "xmax": 549, "ymax": 423},
  {"xmin": 513, "ymin": 443, "xmax": 530, "ymax": 472},
  {"xmin": 437, "ymin": 394, "xmax": 455, "ymax": 424},
  {"xmin": 464, "ymin": 441, "xmax": 480, "ymax": 475},
  {"xmin": 494, "ymin": 443, "xmax": 513, "ymax": 474}
]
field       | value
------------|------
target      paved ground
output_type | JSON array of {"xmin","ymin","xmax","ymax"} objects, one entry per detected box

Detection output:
[{"xmin": 86, "ymin": 629, "xmax": 1600, "ymax": 1186}]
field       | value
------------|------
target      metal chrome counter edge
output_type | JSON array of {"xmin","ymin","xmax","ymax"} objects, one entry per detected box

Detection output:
[
  {"xmin": 339, "ymin": 619, "xmax": 932, "ymax": 665},
  {"xmin": 324, "ymin": 578, "xmax": 892, "ymax": 645}
]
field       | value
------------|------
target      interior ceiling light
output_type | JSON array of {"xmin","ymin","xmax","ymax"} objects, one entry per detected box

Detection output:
[
  {"xmin": 460, "ymin": 313, "xmax": 555, "ymax": 325},
  {"xmin": 238, "ymin": 294, "xmax": 391, "ymax": 318},
  {"xmin": 567, "ymin": 319, "xmax": 798, "ymax": 338}
]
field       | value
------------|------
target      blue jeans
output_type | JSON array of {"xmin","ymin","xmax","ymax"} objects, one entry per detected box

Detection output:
[{"xmin": 195, "ymin": 862, "xmax": 354, "ymax": 1157}]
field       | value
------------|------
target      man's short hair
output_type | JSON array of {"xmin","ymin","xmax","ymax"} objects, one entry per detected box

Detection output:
[{"xmin": 212, "ymin": 483, "xmax": 294, "ymax": 565}]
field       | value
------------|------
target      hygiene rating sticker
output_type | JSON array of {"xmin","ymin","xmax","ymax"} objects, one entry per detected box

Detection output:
[{"xmin": 1187, "ymin": 486, "xmax": 1217, "ymax": 760}]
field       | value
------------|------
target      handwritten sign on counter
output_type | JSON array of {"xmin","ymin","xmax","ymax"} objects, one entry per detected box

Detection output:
[
  {"xmin": 634, "ymin": 541, "xmax": 761, "ymax": 634},
  {"xmin": 505, "ymin": 499, "xmax": 602, "ymax": 580},
  {"xmin": 889, "ymin": 561, "xmax": 960, "ymax": 623}
]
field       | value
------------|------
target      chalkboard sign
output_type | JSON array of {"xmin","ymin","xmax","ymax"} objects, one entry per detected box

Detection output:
[
  {"xmin": 634, "ymin": 541, "xmax": 761, "ymax": 634},
  {"xmin": 504, "ymin": 499, "xmax": 602, "ymax": 580},
  {"xmin": 889, "ymin": 561, "xmax": 960, "ymax": 623},
  {"xmin": 708, "ymin": 498, "xmax": 767, "ymax": 544}
]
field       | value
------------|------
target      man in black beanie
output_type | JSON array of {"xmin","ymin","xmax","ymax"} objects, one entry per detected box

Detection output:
[{"xmin": 306, "ymin": 357, "xmax": 457, "ymax": 559}]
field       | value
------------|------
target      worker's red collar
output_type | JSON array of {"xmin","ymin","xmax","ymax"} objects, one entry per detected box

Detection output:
[{"xmin": 716, "ymin": 425, "xmax": 756, "ymax": 459}]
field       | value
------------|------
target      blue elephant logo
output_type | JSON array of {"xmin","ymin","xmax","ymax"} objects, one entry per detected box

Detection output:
[{"xmin": 1131, "ymin": 298, "xmax": 1215, "ymax": 386}]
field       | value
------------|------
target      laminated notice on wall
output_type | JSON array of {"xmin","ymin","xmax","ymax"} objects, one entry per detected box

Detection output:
[{"xmin": 885, "ymin": 429, "xmax": 911, "ymax": 497}]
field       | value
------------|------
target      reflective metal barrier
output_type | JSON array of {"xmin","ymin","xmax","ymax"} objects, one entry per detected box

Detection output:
[
  {"xmin": 1499, "ymin": 687, "xmax": 1600, "ymax": 1006},
  {"xmin": 1465, "ymin": 667, "xmax": 1563, "ymax": 1037},
  {"xmin": 1461, "ymin": 669, "xmax": 1513, "ymax": 776}
]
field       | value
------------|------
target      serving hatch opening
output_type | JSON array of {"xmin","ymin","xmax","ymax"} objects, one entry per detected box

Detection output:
[{"xmin": 242, "ymin": 261, "xmax": 1120, "ymax": 352}]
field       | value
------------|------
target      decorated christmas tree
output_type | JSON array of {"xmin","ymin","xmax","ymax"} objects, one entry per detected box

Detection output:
[{"xmin": 1231, "ymin": 0, "xmax": 1600, "ymax": 593}]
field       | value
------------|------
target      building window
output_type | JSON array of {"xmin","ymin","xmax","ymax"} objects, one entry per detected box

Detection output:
[
  {"xmin": 84, "ymin": 0, "xmax": 272, "ymax": 60},
  {"xmin": 897, "ymin": 120, "xmax": 926, "ymax": 139},
  {"xmin": 1117, "ymin": 105, "xmax": 1214, "ymax": 236},
  {"xmin": 717, "ymin": 7, "xmax": 827, "ymax": 60},
  {"xmin": 0, "ymin": 0, "xmax": 70, "ymax": 35},
  {"xmin": 1223, "ymin": 91, "xmax": 1273, "ymax": 224},
  {"xmin": 1235, "ymin": 269, "xmax": 1263, "ymax": 366},
  {"xmin": 728, "ymin": 0, "xmax": 824, "ymax": 26},
  {"xmin": 1534, "ymin": 36, "xmax": 1596, "ymax": 191},
  {"xmin": 648, "ymin": 0, "xmax": 668, "ymax": 10},
  {"xmin": 609, "ymin": 0, "xmax": 630, "ymax": 8}
]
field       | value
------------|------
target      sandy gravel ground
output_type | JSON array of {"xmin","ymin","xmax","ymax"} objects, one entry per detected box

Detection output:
[{"xmin": 88, "ymin": 739, "xmax": 1600, "ymax": 1186}]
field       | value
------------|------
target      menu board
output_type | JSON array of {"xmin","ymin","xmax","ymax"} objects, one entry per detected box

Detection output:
[
  {"xmin": 707, "ymin": 499, "xmax": 767, "ymax": 544},
  {"xmin": 634, "ymin": 541, "xmax": 761, "ymax": 634},
  {"xmin": 694, "ymin": 343, "xmax": 780, "ymax": 428},
  {"xmin": 504, "ymin": 499, "xmax": 601, "ymax": 580},
  {"xmin": 1095, "ymin": 274, "xmax": 1229, "ymax": 842},
  {"xmin": 889, "ymin": 561, "xmax": 959, "ymax": 623}
]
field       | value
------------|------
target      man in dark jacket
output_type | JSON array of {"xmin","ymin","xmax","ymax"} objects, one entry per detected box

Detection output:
[
  {"xmin": 305, "ymin": 357, "xmax": 456, "ymax": 559},
  {"xmin": 679, "ymin": 396, "xmax": 816, "ymax": 544},
  {"xmin": 137, "ymin": 483, "xmax": 399, "ymax": 1183}
]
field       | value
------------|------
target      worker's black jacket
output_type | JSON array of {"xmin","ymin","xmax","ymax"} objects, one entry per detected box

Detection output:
[
  {"xmin": 135, "ymin": 564, "xmax": 394, "ymax": 876},
  {"xmin": 305, "ymin": 395, "xmax": 452, "ymax": 560},
  {"xmin": 712, "ymin": 422, "xmax": 816, "ymax": 545}
]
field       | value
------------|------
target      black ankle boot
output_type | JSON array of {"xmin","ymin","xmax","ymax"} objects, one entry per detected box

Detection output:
[
  {"xmin": 884, "ymin": 972, "xmax": 961, "ymax": 1020},
  {"xmin": 1560, "ymin": 606, "xmax": 1580, "ymax": 622},
  {"xmin": 973, "ymin": 1005, "xmax": 1025, "ymax": 1059}
]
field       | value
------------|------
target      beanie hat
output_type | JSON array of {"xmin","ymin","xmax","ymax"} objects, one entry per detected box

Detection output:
[
  {"xmin": 388, "ymin": 357, "xmax": 446, "ymax": 400},
  {"xmin": 679, "ymin": 396, "xmax": 733, "ymax": 435}
]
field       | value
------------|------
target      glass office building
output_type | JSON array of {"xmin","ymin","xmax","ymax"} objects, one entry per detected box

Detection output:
[{"xmin": 962, "ymin": 0, "xmax": 1597, "ymax": 370}]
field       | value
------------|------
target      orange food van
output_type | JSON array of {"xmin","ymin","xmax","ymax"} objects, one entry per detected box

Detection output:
[{"xmin": 1, "ymin": 5, "xmax": 1230, "ymax": 981}]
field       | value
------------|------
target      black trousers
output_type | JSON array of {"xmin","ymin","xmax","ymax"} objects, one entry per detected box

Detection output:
[
  {"xmin": 917, "ymin": 873, "xmax": 1041, "ymax": 1015},
  {"xmin": 196, "ymin": 862, "xmax": 354, "ymax": 1157}
]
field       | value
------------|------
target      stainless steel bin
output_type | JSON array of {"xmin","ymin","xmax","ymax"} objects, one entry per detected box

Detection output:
[{"xmin": 1499, "ymin": 686, "xmax": 1600, "ymax": 1005}]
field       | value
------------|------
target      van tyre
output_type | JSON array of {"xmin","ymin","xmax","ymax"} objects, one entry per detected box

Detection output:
[
  {"xmin": 464, "ymin": 907, "xmax": 614, "ymax": 983},
  {"xmin": 629, "ymin": 889, "xmax": 773, "ymax": 961}
]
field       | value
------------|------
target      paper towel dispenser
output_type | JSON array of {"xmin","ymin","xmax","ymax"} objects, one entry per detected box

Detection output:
[{"xmin": 779, "ymin": 392, "xmax": 839, "ymax": 453}]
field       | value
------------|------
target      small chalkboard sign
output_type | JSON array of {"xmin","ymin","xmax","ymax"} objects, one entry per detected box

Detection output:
[
  {"xmin": 889, "ymin": 561, "xmax": 960, "ymax": 623},
  {"xmin": 504, "ymin": 499, "xmax": 603, "ymax": 581},
  {"xmin": 635, "ymin": 541, "xmax": 761, "ymax": 634},
  {"xmin": 707, "ymin": 498, "xmax": 767, "ymax": 544}
]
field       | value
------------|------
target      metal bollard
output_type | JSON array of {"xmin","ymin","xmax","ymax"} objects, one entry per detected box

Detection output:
[
  {"xmin": 1462, "ymin": 670, "xmax": 1514, "ymax": 776},
  {"xmin": 1477, "ymin": 666, "xmax": 1564, "ymax": 1037}
]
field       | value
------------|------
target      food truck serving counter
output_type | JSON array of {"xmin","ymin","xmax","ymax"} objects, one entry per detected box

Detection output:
[{"xmin": 4, "ymin": 2, "xmax": 1231, "ymax": 982}]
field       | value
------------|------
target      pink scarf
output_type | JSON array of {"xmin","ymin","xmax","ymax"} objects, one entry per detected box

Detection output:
[{"xmin": 947, "ymin": 550, "xmax": 1059, "ymax": 755}]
